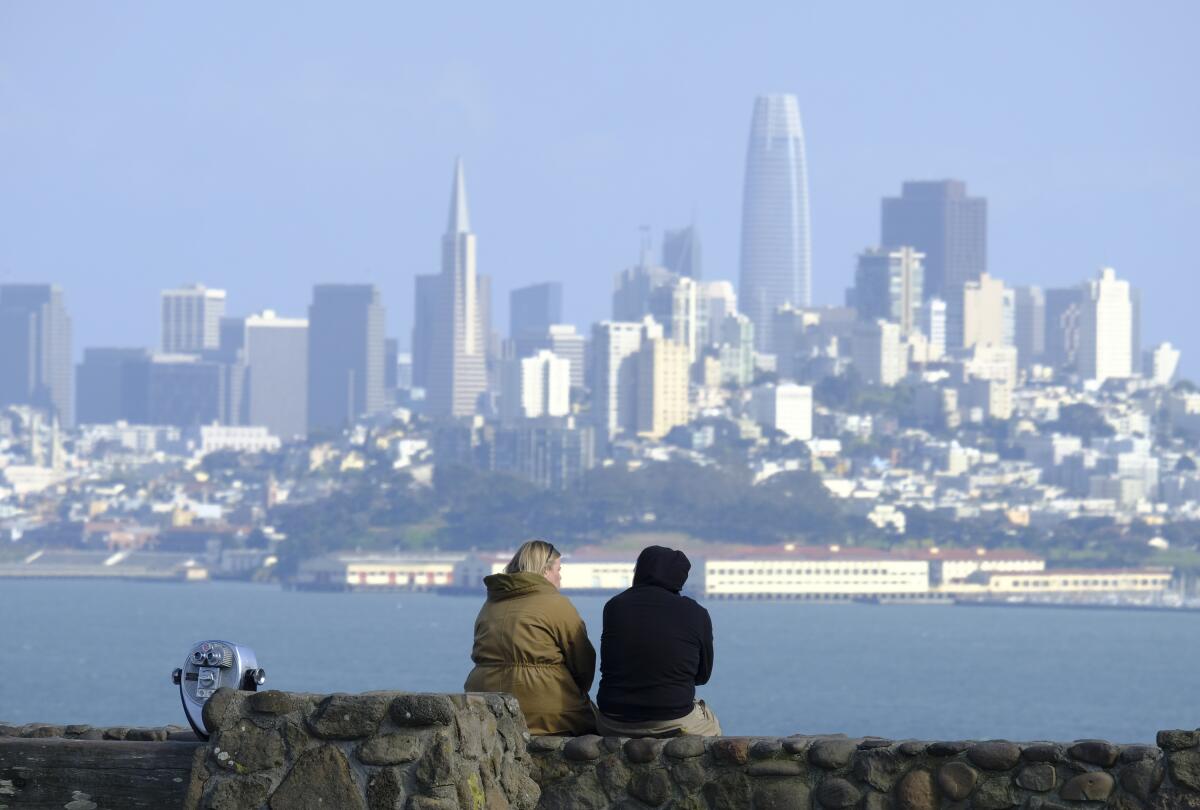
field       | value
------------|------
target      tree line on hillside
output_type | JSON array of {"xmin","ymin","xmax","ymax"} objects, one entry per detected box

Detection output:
[{"xmin": 271, "ymin": 460, "xmax": 861, "ymax": 573}]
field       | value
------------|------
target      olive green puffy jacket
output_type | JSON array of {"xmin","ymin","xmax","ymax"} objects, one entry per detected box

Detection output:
[{"xmin": 464, "ymin": 572, "xmax": 596, "ymax": 735}]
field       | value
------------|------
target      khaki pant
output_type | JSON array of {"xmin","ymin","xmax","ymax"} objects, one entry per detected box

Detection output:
[{"xmin": 595, "ymin": 700, "xmax": 722, "ymax": 738}]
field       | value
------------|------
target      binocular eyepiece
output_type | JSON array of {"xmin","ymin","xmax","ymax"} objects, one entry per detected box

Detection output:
[{"xmin": 171, "ymin": 640, "xmax": 265, "ymax": 740}]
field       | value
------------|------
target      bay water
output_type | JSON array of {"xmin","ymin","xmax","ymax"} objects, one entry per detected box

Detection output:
[{"xmin": 0, "ymin": 579, "xmax": 1194, "ymax": 742}]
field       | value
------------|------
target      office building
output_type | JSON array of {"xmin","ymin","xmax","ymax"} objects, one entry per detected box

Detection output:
[
  {"xmin": 384, "ymin": 338, "xmax": 399, "ymax": 394},
  {"xmin": 307, "ymin": 284, "xmax": 386, "ymax": 432},
  {"xmin": 662, "ymin": 225, "xmax": 702, "ymax": 279},
  {"xmin": 537, "ymin": 324, "xmax": 587, "ymax": 391},
  {"xmin": 851, "ymin": 246, "xmax": 925, "ymax": 335},
  {"xmin": 881, "ymin": 180, "xmax": 986, "ymax": 300},
  {"xmin": 739, "ymin": 93, "xmax": 812, "ymax": 350},
  {"xmin": 132, "ymin": 355, "xmax": 227, "ymax": 427},
  {"xmin": 591, "ymin": 319, "xmax": 661, "ymax": 438},
  {"xmin": 411, "ymin": 274, "xmax": 439, "ymax": 390},
  {"xmin": 698, "ymin": 280, "xmax": 737, "ymax": 347},
  {"xmin": 919, "ymin": 298, "xmax": 947, "ymax": 361},
  {"xmin": 852, "ymin": 320, "xmax": 907, "ymax": 386},
  {"xmin": 75, "ymin": 348, "xmax": 149, "ymax": 425},
  {"xmin": 1078, "ymin": 267, "xmax": 1133, "ymax": 383},
  {"xmin": 718, "ymin": 313, "xmax": 755, "ymax": 387},
  {"xmin": 501, "ymin": 350, "xmax": 570, "ymax": 422},
  {"xmin": 648, "ymin": 275, "xmax": 700, "ymax": 361},
  {"xmin": 1013, "ymin": 286, "xmax": 1045, "ymax": 366},
  {"xmin": 425, "ymin": 159, "xmax": 489, "ymax": 418},
  {"xmin": 1044, "ymin": 287, "xmax": 1083, "ymax": 371},
  {"xmin": 1145, "ymin": 342, "xmax": 1181, "ymax": 386},
  {"xmin": 244, "ymin": 311, "xmax": 308, "ymax": 440},
  {"xmin": 636, "ymin": 337, "xmax": 690, "ymax": 439},
  {"xmin": 510, "ymin": 282, "xmax": 562, "ymax": 357},
  {"xmin": 750, "ymin": 383, "xmax": 813, "ymax": 441},
  {"xmin": 0, "ymin": 284, "xmax": 73, "ymax": 427},
  {"xmin": 162, "ymin": 284, "xmax": 226, "ymax": 354},
  {"xmin": 952, "ymin": 273, "xmax": 1006, "ymax": 350},
  {"xmin": 613, "ymin": 261, "xmax": 674, "ymax": 323}
]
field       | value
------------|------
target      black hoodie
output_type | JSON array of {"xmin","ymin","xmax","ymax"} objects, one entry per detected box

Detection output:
[{"xmin": 597, "ymin": 546, "xmax": 714, "ymax": 721}]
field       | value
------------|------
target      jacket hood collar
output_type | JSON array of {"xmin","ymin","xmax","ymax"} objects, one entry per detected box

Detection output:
[
  {"xmin": 632, "ymin": 546, "xmax": 690, "ymax": 593},
  {"xmin": 483, "ymin": 571, "xmax": 555, "ymax": 600}
]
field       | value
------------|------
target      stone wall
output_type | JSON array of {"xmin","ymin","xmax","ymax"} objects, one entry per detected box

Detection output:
[
  {"xmin": 528, "ymin": 731, "xmax": 1200, "ymax": 809},
  {"xmin": 7, "ymin": 696, "xmax": 1200, "ymax": 809},
  {"xmin": 184, "ymin": 689, "xmax": 540, "ymax": 810}
]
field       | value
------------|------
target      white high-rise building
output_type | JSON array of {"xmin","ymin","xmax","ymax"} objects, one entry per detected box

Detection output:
[
  {"xmin": 953, "ymin": 273, "xmax": 1006, "ymax": 350},
  {"xmin": 920, "ymin": 298, "xmax": 947, "ymax": 360},
  {"xmin": 852, "ymin": 320, "xmax": 907, "ymax": 386},
  {"xmin": 427, "ymin": 159, "xmax": 488, "ymax": 417},
  {"xmin": 750, "ymin": 383, "xmax": 812, "ymax": 441},
  {"xmin": 636, "ymin": 337, "xmax": 690, "ymax": 439},
  {"xmin": 244, "ymin": 311, "xmax": 308, "ymax": 441},
  {"xmin": 649, "ymin": 275, "xmax": 700, "ymax": 362},
  {"xmin": 1145, "ymin": 342, "xmax": 1181, "ymax": 386},
  {"xmin": 699, "ymin": 281, "xmax": 738, "ymax": 347},
  {"xmin": 591, "ymin": 318, "xmax": 661, "ymax": 438},
  {"xmin": 501, "ymin": 350, "xmax": 570, "ymax": 422},
  {"xmin": 162, "ymin": 284, "xmax": 226, "ymax": 354},
  {"xmin": 1079, "ymin": 267, "xmax": 1133, "ymax": 383},
  {"xmin": 739, "ymin": 93, "xmax": 812, "ymax": 350}
]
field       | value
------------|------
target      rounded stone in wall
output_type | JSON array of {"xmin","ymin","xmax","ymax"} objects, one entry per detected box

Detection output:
[
  {"xmin": 752, "ymin": 778, "xmax": 810, "ymax": 810},
  {"xmin": 967, "ymin": 741, "xmax": 1022, "ymax": 771},
  {"xmin": 562, "ymin": 735, "xmax": 604, "ymax": 762},
  {"xmin": 527, "ymin": 736, "xmax": 566, "ymax": 753},
  {"xmin": 1060, "ymin": 771, "xmax": 1115, "ymax": 802},
  {"xmin": 816, "ymin": 777, "xmax": 861, "ymax": 808},
  {"xmin": 1120, "ymin": 757, "xmax": 1165, "ymax": 801},
  {"xmin": 972, "ymin": 776, "xmax": 1018, "ymax": 809},
  {"xmin": 808, "ymin": 738, "xmax": 858, "ymax": 769},
  {"xmin": 709, "ymin": 738, "xmax": 751, "ymax": 765},
  {"xmin": 1157, "ymin": 730, "xmax": 1199, "ymax": 751},
  {"xmin": 623, "ymin": 738, "xmax": 663, "ymax": 764},
  {"xmin": 1015, "ymin": 763, "xmax": 1055, "ymax": 792},
  {"xmin": 628, "ymin": 769, "xmax": 672, "ymax": 806},
  {"xmin": 663, "ymin": 735, "xmax": 705, "ymax": 759},
  {"xmin": 1020, "ymin": 743, "xmax": 1063, "ymax": 763},
  {"xmin": 1068, "ymin": 739, "xmax": 1120, "ymax": 767},
  {"xmin": 897, "ymin": 768, "xmax": 937, "ymax": 810},
  {"xmin": 926, "ymin": 740, "xmax": 970, "ymax": 757},
  {"xmin": 936, "ymin": 761, "xmax": 979, "ymax": 800}
]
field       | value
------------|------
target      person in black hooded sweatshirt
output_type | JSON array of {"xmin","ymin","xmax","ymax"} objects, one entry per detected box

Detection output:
[{"xmin": 595, "ymin": 545, "xmax": 721, "ymax": 737}]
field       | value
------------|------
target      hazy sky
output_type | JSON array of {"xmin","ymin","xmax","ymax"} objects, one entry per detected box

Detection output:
[{"xmin": 2, "ymin": 3, "xmax": 1197, "ymax": 373}]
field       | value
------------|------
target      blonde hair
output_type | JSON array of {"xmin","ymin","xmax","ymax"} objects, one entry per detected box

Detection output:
[{"xmin": 505, "ymin": 539, "xmax": 560, "ymax": 576}]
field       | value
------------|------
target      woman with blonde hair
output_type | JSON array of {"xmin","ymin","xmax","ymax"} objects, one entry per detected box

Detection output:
[{"xmin": 464, "ymin": 539, "xmax": 597, "ymax": 735}]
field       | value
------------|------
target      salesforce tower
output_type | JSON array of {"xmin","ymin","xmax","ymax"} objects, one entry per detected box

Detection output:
[{"xmin": 738, "ymin": 93, "xmax": 812, "ymax": 352}]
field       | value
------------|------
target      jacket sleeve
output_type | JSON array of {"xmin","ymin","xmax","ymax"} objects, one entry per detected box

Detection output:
[
  {"xmin": 555, "ymin": 601, "xmax": 597, "ymax": 696},
  {"xmin": 695, "ymin": 605, "xmax": 714, "ymax": 686}
]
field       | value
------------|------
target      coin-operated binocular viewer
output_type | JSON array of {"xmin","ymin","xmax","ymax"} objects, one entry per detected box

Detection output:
[{"xmin": 171, "ymin": 640, "xmax": 266, "ymax": 740}]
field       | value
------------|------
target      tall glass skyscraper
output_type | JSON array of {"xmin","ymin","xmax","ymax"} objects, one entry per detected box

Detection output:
[
  {"xmin": 739, "ymin": 94, "xmax": 812, "ymax": 351},
  {"xmin": 0, "ymin": 284, "xmax": 73, "ymax": 427}
]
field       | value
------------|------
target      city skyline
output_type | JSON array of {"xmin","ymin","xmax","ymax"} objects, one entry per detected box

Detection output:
[{"xmin": 1, "ymin": 4, "xmax": 1195, "ymax": 375}]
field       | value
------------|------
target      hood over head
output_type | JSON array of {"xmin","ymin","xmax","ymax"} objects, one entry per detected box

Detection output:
[
  {"xmin": 483, "ymin": 571, "xmax": 554, "ymax": 600},
  {"xmin": 632, "ymin": 545, "xmax": 690, "ymax": 593}
]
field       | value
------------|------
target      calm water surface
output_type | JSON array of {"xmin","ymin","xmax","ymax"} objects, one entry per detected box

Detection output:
[{"xmin": 0, "ymin": 579, "xmax": 1194, "ymax": 742}]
